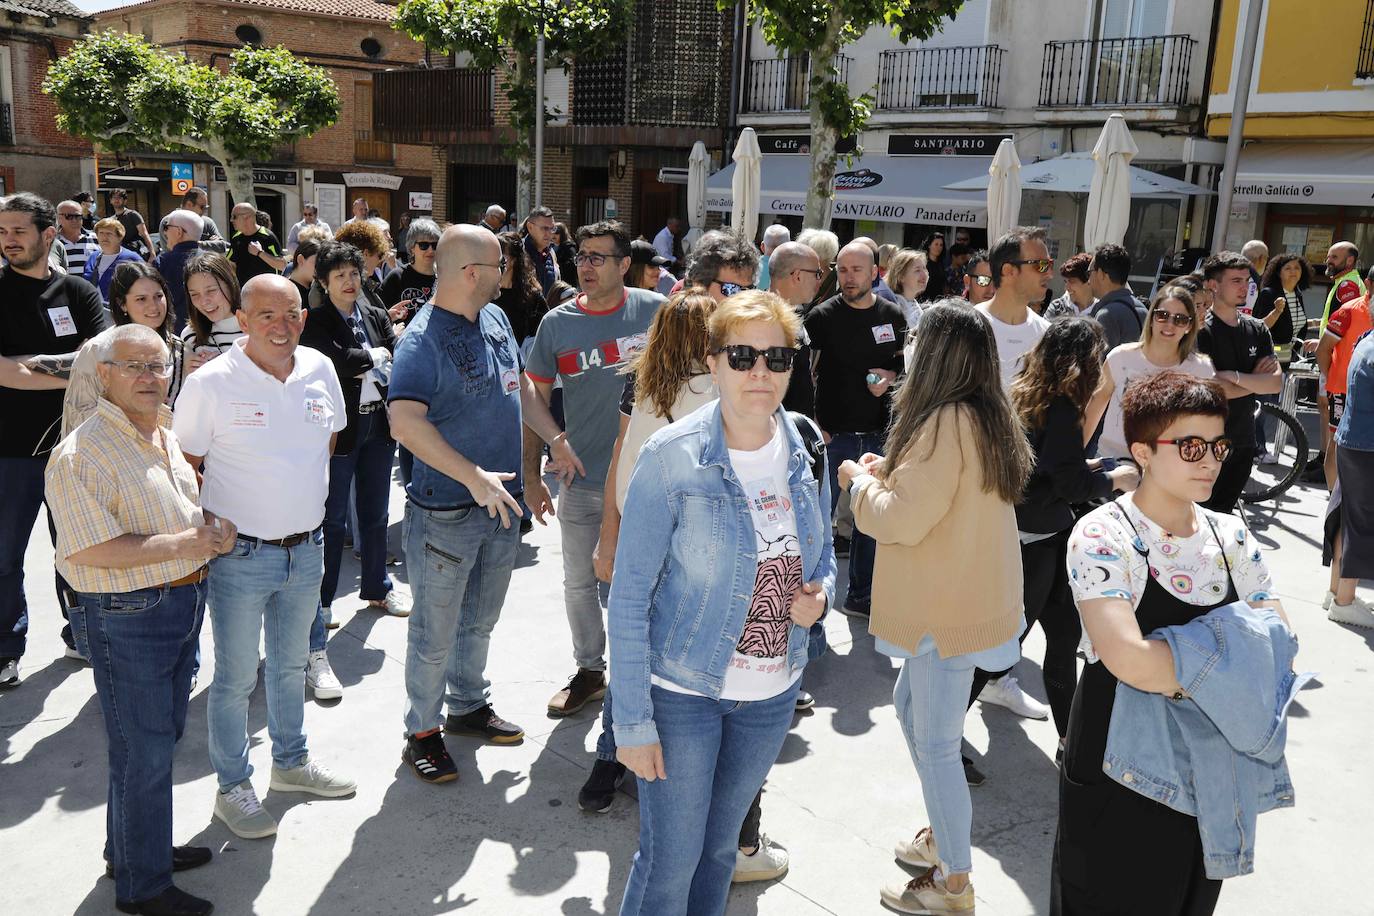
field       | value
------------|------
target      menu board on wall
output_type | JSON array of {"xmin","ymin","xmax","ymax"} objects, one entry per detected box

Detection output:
[{"xmin": 1305, "ymin": 227, "xmax": 1334, "ymax": 263}]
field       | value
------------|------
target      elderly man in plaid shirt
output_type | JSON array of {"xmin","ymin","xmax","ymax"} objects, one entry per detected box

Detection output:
[{"xmin": 46, "ymin": 324, "xmax": 237, "ymax": 916}]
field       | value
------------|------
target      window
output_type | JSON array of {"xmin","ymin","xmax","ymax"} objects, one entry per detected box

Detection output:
[
  {"xmin": 1097, "ymin": 0, "xmax": 1169, "ymax": 39},
  {"xmin": 361, "ymin": 38, "xmax": 383, "ymax": 60},
  {"xmin": 354, "ymin": 81, "xmax": 392, "ymax": 164},
  {"xmin": 235, "ymin": 24, "xmax": 262, "ymax": 46}
]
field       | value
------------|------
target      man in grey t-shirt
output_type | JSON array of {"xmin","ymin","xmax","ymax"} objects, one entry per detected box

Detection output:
[{"xmin": 525, "ymin": 222, "xmax": 662, "ymax": 731}]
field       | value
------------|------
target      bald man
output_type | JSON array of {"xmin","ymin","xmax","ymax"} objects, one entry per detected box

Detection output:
[
  {"xmin": 767, "ymin": 241, "xmax": 822, "ymax": 416},
  {"xmin": 388, "ymin": 224, "xmax": 577, "ymax": 783},
  {"xmin": 804, "ymin": 241, "xmax": 906, "ymax": 619},
  {"xmin": 174, "ymin": 273, "xmax": 356, "ymax": 838}
]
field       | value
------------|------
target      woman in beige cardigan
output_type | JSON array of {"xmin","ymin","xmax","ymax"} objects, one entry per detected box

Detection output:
[{"xmin": 839, "ymin": 301, "xmax": 1033, "ymax": 915}]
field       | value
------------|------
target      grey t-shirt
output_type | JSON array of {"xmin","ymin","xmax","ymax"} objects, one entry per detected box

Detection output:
[{"xmin": 526, "ymin": 287, "xmax": 663, "ymax": 490}]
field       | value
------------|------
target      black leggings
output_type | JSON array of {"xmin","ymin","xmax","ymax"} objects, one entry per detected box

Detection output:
[
  {"xmin": 739, "ymin": 788, "xmax": 763, "ymax": 849},
  {"xmin": 968, "ymin": 530, "xmax": 1081, "ymax": 737}
]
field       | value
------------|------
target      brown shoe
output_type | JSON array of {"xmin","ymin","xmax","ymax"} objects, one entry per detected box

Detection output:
[{"xmin": 547, "ymin": 668, "xmax": 607, "ymax": 717}]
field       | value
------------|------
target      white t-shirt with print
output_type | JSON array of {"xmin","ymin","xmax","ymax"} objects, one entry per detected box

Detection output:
[
  {"xmin": 1098, "ymin": 345, "xmax": 1215, "ymax": 459},
  {"xmin": 976, "ymin": 303, "xmax": 1050, "ymax": 390},
  {"xmin": 653, "ymin": 422, "xmax": 804, "ymax": 702},
  {"xmin": 1067, "ymin": 494, "xmax": 1274, "ymax": 663}
]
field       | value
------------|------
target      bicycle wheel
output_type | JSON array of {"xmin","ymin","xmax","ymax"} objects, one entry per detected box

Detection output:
[{"xmin": 1242, "ymin": 403, "xmax": 1309, "ymax": 503}]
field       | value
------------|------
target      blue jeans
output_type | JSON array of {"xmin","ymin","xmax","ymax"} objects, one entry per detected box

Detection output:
[
  {"xmin": 402, "ymin": 501, "xmax": 519, "ymax": 735},
  {"xmin": 560, "ymin": 483, "xmax": 610, "ymax": 671},
  {"xmin": 618, "ymin": 680, "xmax": 800, "ymax": 916},
  {"xmin": 826, "ymin": 432, "xmax": 882, "ymax": 609},
  {"xmin": 207, "ymin": 532, "xmax": 323, "ymax": 790},
  {"xmin": 893, "ymin": 651, "xmax": 980, "ymax": 875},
  {"xmin": 71, "ymin": 581, "xmax": 205, "ymax": 903}
]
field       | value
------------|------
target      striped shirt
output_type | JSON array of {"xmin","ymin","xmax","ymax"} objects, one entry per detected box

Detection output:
[
  {"xmin": 46, "ymin": 397, "xmax": 204, "ymax": 594},
  {"xmin": 57, "ymin": 231, "xmax": 100, "ymax": 273}
]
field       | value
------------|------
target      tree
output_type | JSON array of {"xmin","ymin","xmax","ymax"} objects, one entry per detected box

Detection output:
[
  {"xmin": 394, "ymin": 0, "xmax": 631, "ymax": 216},
  {"xmin": 43, "ymin": 30, "xmax": 340, "ymax": 207},
  {"xmin": 730, "ymin": 0, "xmax": 964, "ymax": 229}
]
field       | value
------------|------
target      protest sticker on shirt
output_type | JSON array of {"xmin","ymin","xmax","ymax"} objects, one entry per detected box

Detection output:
[
  {"xmin": 871, "ymin": 324, "xmax": 896, "ymax": 344},
  {"xmin": 303, "ymin": 398, "xmax": 329, "ymax": 426},
  {"xmin": 229, "ymin": 401, "xmax": 268, "ymax": 428},
  {"xmin": 501, "ymin": 367, "xmax": 520, "ymax": 394},
  {"xmin": 47, "ymin": 306, "xmax": 77, "ymax": 337},
  {"xmin": 615, "ymin": 332, "xmax": 649, "ymax": 362}
]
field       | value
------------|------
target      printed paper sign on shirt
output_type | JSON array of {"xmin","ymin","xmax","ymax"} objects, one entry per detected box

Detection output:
[
  {"xmin": 229, "ymin": 401, "xmax": 269, "ymax": 428},
  {"xmin": 303, "ymin": 398, "xmax": 328, "ymax": 426},
  {"xmin": 47, "ymin": 306, "xmax": 77, "ymax": 337},
  {"xmin": 500, "ymin": 367, "xmax": 520, "ymax": 394},
  {"xmin": 871, "ymin": 324, "xmax": 896, "ymax": 344},
  {"xmin": 615, "ymin": 332, "xmax": 649, "ymax": 362}
]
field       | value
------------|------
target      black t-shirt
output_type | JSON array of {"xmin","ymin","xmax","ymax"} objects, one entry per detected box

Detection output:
[
  {"xmin": 0, "ymin": 270, "xmax": 109, "ymax": 456},
  {"xmin": 1197, "ymin": 312, "xmax": 1274, "ymax": 445},
  {"xmin": 228, "ymin": 227, "xmax": 282, "ymax": 286},
  {"xmin": 115, "ymin": 208, "xmax": 146, "ymax": 254},
  {"xmin": 494, "ymin": 285, "xmax": 546, "ymax": 344},
  {"xmin": 803, "ymin": 294, "xmax": 907, "ymax": 434},
  {"xmin": 379, "ymin": 265, "xmax": 435, "ymax": 317}
]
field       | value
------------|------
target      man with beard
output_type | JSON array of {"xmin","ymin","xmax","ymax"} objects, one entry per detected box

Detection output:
[{"xmin": 804, "ymin": 241, "xmax": 906, "ymax": 619}]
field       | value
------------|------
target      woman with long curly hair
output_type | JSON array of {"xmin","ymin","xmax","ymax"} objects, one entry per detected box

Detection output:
[{"xmin": 495, "ymin": 230, "xmax": 547, "ymax": 345}]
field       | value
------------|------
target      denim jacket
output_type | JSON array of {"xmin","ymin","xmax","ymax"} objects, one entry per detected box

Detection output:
[
  {"xmin": 1105, "ymin": 601, "xmax": 1315, "ymax": 879},
  {"xmin": 608, "ymin": 400, "xmax": 836, "ymax": 748}
]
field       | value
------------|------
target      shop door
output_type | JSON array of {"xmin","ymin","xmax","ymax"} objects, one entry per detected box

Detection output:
[
  {"xmin": 351, "ymin": 188, "xmax": 391, "ymax": 224},
  {"xmin": 253, "ymin": 189, "xmax": 285, "ymax": 238},
  {"xmin": 637, "ymin": 169, "xmax": 684, "ymax": 242}
]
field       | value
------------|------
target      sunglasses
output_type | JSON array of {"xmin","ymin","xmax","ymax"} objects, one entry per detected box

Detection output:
[
  {"xmin": 60, "ymin": 214, "xmax": 83, "ymax": 221},
  {"xmin": 968, "ymin": 274, "xmax": 993, "ymax": 287},
  {"xmin": 1151, "ymin": 308, "xmax": 1192, "ymax": 328},
  {"xmin": 103, "ymin": 359, "xmax": 173, "ymax": 379},
  {"xmin": 413, "ymin": 241, "xmax": 436, "ymax": 251},
  {"xmin": 714, "ymin": 280, "xmax": 757, "ymax": 297},
  {"xmin": 716, "ymin": 344, "xmax": 798, "ymax": 373},
  {"xmin": 1156, "ymin": 436, "xmax": 1232, "ymax": 463},
  {"xmin": 1010, "ymin": 258, "xmax": 1054, "ymax": 274}
]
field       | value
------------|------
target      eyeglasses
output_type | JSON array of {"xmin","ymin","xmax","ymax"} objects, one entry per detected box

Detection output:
[
  {"xmin": 715, "ymin": 344, "xmax": 798, "ymax": 373},
  {"xmin": 60, "ymin": 214, "xmax": 83, "ymax": 221},
  {"xmin": 413, "ymin": 241, "xmax": 436, "ymax": 251},
  {"xmin": 793, "ymin": 268, "xmax": 824, "ymax": 280},
  {"xmin": 1156, "ymin": 436, "xmax": 1232, "ymax": 463},
  {"xmin": 1151, "ymin": 308, "xmax": 1193, "ymax": 328},
  {"xmin": 713, "ymin": 280, "xmax": 757, "ymax": 297},
  {"xmin": 968, "ymin": 274, "xmax": 993, "ymax": 287},
  {"xmin": 102, "ymin": 359, "xmax": 173, "ymax": 379},
  {"xmin": 573, "ymin": 251, "xmax": 622, "ymax": 267},
  {"xmin": 1010, "ymin": 258, "xmax": 1054, "ymax": 274},
  {"xmin": 462, "ymin": 256, "xmax": 508, "ymax": 272}
]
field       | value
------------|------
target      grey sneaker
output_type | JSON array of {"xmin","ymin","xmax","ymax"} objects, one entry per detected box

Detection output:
[
  {"xmin": 214, "ymin": 781, "xmax": 277, "ymax": 839},
  {"xmin": 269, "ymin": 757, "xmax": 356, "ymax": 797}
]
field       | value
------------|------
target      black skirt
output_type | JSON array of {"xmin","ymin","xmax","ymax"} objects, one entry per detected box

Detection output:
[{"xmin": 1337, "ymin": 446, "xmax": 1374, "ymax": 579}]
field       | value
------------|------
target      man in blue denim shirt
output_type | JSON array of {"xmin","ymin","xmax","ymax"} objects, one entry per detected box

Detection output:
[{"xmin": 389, "ymin": 224, "xmax": 578, "ymax": 783}]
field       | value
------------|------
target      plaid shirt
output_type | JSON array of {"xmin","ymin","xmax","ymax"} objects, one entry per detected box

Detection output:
[{"xmin": 45, "ymin": 398, "xmax": 204, "ymax": 594}]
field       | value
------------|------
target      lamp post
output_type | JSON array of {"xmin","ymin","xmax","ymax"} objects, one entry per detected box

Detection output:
[
  {"xmin": 1212, "ymin": 0, "xmax": 1265, "ymax": 251},
  {"xmin": 535, "ymin": 0, "xmax": 545, "ymax": 208}
]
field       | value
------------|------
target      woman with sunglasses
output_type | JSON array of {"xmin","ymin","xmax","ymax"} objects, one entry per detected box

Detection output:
[
  {"xmin": 1055, "ymin": 371, "xmax": 1278, "ymax": 915},
  {"xmin": 380, "ymin": 217, "xmax": 440, "ymax": 326},
  {"xmin": 838, "ymin": 301, "xmax": 1032, "ymax": 914},
  {"xmin": 1083, "ymin": 286, "xmax": 1214, "ymax": 460},
  {"xmin": 610, "ymin": 290, "xmax": 834, "ymax": 916}
]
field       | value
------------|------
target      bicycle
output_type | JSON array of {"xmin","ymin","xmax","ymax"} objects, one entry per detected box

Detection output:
[{"xmin": 1240, "ymin": 354, "xmax": 1316, "ymax": 504}]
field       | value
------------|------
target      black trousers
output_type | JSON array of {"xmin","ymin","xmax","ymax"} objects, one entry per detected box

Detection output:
[
  {"xmin": 1202, "ymin": 448, "xmax": 1255, "ymax": 515},
  {"xmin": 968, "ymin": 531, "xmax": 1082, "ymax": 736}
]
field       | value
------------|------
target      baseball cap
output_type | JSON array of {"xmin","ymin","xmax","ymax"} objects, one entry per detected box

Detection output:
[{"xmin": 630, "ymin": 239, "xmax": 669, "ymax": 266}]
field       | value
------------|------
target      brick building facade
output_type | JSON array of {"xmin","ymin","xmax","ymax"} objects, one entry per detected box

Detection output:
[
  {"xmin": 0, "ymin": 0, "xmax": 95, "ymax": 202},
  {"xmin": 93, "ymin": 0, "xmax": 432, "ymax": 238}
]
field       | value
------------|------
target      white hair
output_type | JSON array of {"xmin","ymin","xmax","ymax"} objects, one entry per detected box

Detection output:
[
  {"xmin": 484, "ymin": 204, "xmax": 506, "ymax": 220},
  {"xmin": 761, "ymin": 224, "xmax": 791, "ymax": 254},
  {"xmin": 166, "ymin": 208, "xmax": 204, "ymax": 239},
  {"xmin": 1241, "ymin": 240, "xmax": 1268, "ymax": 264},
  {"xmin": 56, "ymin": 199, "xmax": 81, "ymax": 212},
  {"xmin": 95, "ymin": 324, "xmax": 168, "ymax": 362},
  {"xmin": 796, "ymin": 228, "xmax": 840, "ymax": 265},
  {"xmin": 407, "ymin": 217, "xmax": 441, "ymax": 245}
]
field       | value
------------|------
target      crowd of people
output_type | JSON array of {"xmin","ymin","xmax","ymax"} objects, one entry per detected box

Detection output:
[{"xmin": 0, "ymin": 184, "xmax": 1352, "ymax": 916}]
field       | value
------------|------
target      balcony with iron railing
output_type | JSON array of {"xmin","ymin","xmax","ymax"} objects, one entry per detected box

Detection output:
[
  {"xmin": 1039, "ymin": 35, "xmax": 1197, "ymax": 110},
  {"xmin": 0, "ymin": 103, "xmax": 12, "ymax": 146},
  {"xmin": 372, "ymin": 67, "xmax": 495, "ymax": 145},
  {"xmin": 1358, "ymin": 0, "xmax": 1374, "ymax": 80},
  {"xmin": 742, "ymin": 56, "xmax": 852, "ymax": 114},
  {"xmin": 877, "ymin": 45, "xmax": 1005, "ymax": 111}
]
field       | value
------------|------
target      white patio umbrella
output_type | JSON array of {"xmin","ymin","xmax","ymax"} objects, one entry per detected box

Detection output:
[
  {"xmin": 730, "ymin": 127, "xmax": 762, "ymax": 243},
  {"xmin": 1082, "ymin": 113, "xmax": 1139, "ymax": 248},
  {"xmin": 685, "ymin": 140, "xmax": 708, "ymax": 254},
  {"xmin": 986, "ymin": 137, "xmax": 1022, "ymax": 242}
]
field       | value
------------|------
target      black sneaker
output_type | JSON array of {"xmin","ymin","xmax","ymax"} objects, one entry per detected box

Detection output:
[
  {"xmin": 840, "ymin": 599, "xmax": 870, "ymax": 619},
  {"xmin": 107, "ymin": 845, "xmax": 212, "ymax": 878},
  {"xmin": 445, "ymin": 704, "xmax": 524, "ymax": 744},
  {"xmin": 404, "ymin": 732, "xmax": 458, "ymax": 783},
  {"xmin": 578, "ymin": 759, "xmax": 627, "ymax": 813},
  {"xmin": 833, "ymin": 534, "xmax": 850, "ymax": 558},
  {"xmin": 962, "ymin": 756, "xmax": 986, "ymax": 787},
  {"xmin": 794, "ymin": 689, "xmax": 815, "ymax": 711},
  {"xmin": 519, "ymin": 517, "xmax": 533, "ymax": 535},
  {"xmin": 115, "ymin": 884, "xmax": 213, "ymax": 916}
]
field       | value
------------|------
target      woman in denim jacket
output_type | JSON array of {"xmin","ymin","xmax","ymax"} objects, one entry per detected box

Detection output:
[
  {"xmin": 608, "ymin": 290, "xmax": 835, "ymax": 916},
  {"xmin": 1056, "ymin": 371, "xmax": 1285, "ymax": 915}
]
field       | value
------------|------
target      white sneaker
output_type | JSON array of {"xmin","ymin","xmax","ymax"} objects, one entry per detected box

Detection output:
[
  {"xmin": 977, "ymin": 674, "xmax": 1050, "ymax": 720},
  {"xmin": 63, "ymin": 644, "xmax": 89, "ymax": 663},
  {"xmin": 269, "ymin": 757, "xmax": 356, "ymax": 797},
  {"xmin": 732, "ymin": 834, "xmax": 789, "ymax": 883},
  {"xmin": 1322, "ymin": 591, "xmax": 1335, "ymax": 610},
  {"xmin": 370, "ymin": 589, "xmax": 411, "ymax": 617},
  {"xmin": 214, "ymin": 781, "xmax": 277, "ymax": 839},
  {"xmin": 306, "ymin": 650, "xmax": 343, "ymax": 700},
  {"xmin": 1328, "ymin": 597, "xmax": 1374, "ymax": 628},
  {"xmin": 0, "ymin": 657, "xmax": 18, "ymax": 687}
]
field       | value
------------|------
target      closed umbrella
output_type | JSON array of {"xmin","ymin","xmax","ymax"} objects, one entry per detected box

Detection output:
[
  {"xmin": 986, "ymin": 137, "xmax": 1022, "ymax": 242},
  {"xmin": 1083, "ymin": 113, "xmax": 1139, "ymax": 248},
  {"xmin": 731, "ymin": 127, "xmax": 761, "ymax": 243},
  {"xmin": 685, "ymin": 140, "xmax": 708, "ymax": 254}
]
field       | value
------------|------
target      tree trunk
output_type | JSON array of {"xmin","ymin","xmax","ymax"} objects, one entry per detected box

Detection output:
[
  {"xmin": 221, "ymin": 159, "xmax": 256, "ymax": 210},
  {"xmin": 513, "ymin": 55, "xmax": 534, "ymax": 219},
  {"xmin": 805, "ymin": 12, "xmax": 846, "ymax": 231}
]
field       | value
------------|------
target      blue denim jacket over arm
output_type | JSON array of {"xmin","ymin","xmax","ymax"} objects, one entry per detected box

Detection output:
[
  {"xmin": 1104, "ymin": 601, "xmax": 1315, "ymax": 879},
  {"xmin": 608, "ymin": 400, "xmax": 837, "ymax": 748}
]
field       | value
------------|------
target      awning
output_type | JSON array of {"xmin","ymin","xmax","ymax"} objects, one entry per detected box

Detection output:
[
  {"xmin": 1231, "ymin": 142, "xmax": 1374, "ymax": 207},
  {"xmin": 707, "ymin": 153, "xmax": 990, "ymax": 226},
  {"xmin": 943, "ymin": 152, "xmax": 1210, "ymax": 199}
]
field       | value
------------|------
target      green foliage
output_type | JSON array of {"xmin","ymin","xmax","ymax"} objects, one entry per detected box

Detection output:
[{"xmin": 42, "ymin": 30, "xmax": 340, "ymax": 160}]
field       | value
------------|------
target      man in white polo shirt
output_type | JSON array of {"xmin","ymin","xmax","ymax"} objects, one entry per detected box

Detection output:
[{"xmin": 174, "ymin": 274, "xmax": 356, "ymax": 840}]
